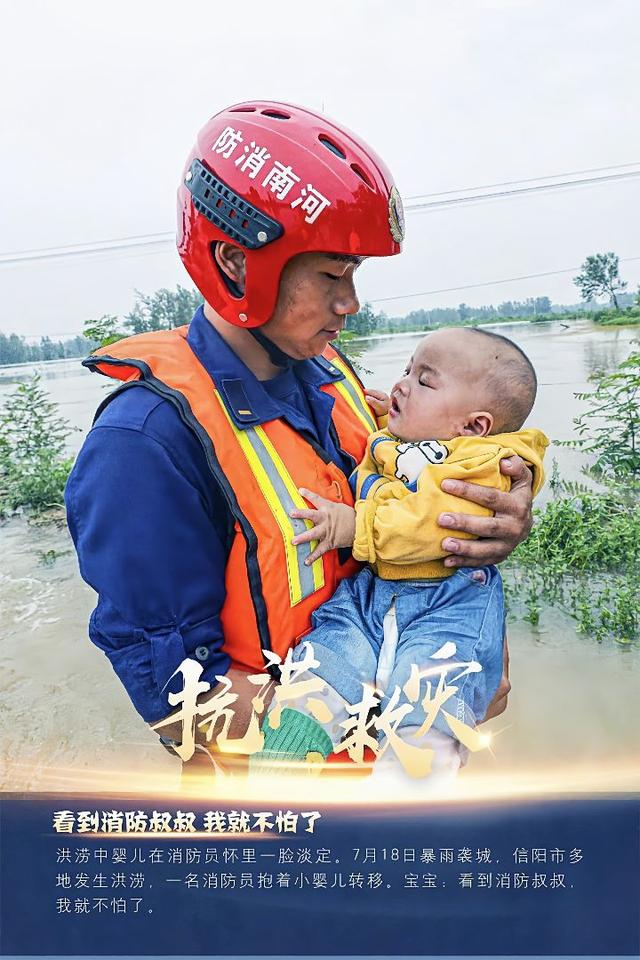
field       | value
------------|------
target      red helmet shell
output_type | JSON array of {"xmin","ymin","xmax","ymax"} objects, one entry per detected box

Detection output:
[{"xmin": 177, "ymin": 101, "xmax": 404, "ymax": 328}]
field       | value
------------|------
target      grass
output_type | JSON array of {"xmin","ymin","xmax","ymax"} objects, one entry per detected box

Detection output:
[{"xmin": 504, "ymin": 489, "xmax": 640, "ymax": 643}]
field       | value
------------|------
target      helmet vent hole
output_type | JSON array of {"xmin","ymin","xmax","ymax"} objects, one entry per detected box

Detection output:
[
  {"xmin": 230, "ymin": 106, "xmax": 256, "ymax": 113},
  {"xmin": 319, "ymin": 135, "xmax": 346, "ymax": 159},
  {"xmin": 351, "ymin": 163, "xmax": 374, "ymax": 189},
  {"xmin": 261, "ymin": 109, "xmax": 290, "ymax": 120}
]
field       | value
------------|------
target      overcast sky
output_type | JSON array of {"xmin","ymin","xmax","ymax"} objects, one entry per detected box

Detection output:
[{"xmin": 2, "ymin": 0, "xmax": 640, "ymax": 339}]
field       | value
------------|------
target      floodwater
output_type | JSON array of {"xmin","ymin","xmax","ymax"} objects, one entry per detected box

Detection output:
[{"xmin": 1, "ymin": 319, "xmax": 638, "ymax": 791}]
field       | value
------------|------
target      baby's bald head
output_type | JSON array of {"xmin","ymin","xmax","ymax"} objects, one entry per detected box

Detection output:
[
  {"xmin": 389, "ymin": 326, "xmax": 538, "ymax": 442},
  {"xmin": 463, "ymin": 328, "xmax": 538, "ymax": 432}
]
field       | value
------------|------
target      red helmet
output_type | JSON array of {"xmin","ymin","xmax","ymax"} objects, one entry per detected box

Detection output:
[{"xmin": 177, "ymin": 100, "xmax": 404, "ymax": 328}]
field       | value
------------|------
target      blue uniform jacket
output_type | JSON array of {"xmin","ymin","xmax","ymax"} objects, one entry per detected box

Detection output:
[{"xmin": 65, "ymin": 307, "xmax": 355, "ymax": 724}]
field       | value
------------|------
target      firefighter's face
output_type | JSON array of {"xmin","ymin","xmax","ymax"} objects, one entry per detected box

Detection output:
[{"xmin": 261, "ymin": 252, "xmax": 363, "ymax": 360}]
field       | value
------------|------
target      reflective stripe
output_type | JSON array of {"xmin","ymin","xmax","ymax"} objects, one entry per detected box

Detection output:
[
  {"xmin": 330, "ymin": 356, "xmax": 378, "ymax": 433},
  {"xmin": 215, "ymin": 390, "xmax": 324, "ymax": 606}
]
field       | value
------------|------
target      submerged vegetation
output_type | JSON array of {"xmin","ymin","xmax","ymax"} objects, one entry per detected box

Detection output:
[
  {"xmin": 504, "ymin": 489, "xmax": 639, "ymax": 643},
  {"xmin": 0, "ymin": 375, "xmax": 75, "ymax": 517},
  {"xmin": 561, "ymin": 346, "xmax": 639, "ymax": 480},
  {"xmin": 590, "ymin": 306, "xmax": 640, "ymax": 327},
  {"xmin": 504, "ymin": 347, "xmax": 640, "ymax": 643}
]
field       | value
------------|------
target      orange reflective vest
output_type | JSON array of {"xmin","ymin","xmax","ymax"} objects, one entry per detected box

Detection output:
[{"xmin": 85, "ymin": 325, "xmax": 377, "ymax": 672}]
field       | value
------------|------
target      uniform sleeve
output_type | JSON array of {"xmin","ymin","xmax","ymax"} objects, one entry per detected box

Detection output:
[
  {"xmin": 352, "ymin": 445, "xmax": 513, "ymax": 565},
  {"xmin": 65, "ymin": 423, "xmax": 232, "ymax": 724},
  {"xmin": 349, "ymin": 431, "xmax": 394, "ymax": 502}
]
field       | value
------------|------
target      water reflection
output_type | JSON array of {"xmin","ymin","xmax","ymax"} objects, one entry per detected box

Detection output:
[{"xmin": 583, "ymin": 337, "xmax": 629, "ymax": 376}]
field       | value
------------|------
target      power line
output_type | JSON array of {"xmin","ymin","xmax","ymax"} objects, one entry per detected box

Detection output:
[
  {"xmin": 369, "ymin": 256, "xmax": 640, "ymax": 304},
  {"xmin": 407, "ymin": 169, "xmax": 640, "ymax": 213},
  {"xmin": 6, "ymin": 231, "xmax": 172, "ymax": 254},
  {"xmin": 0, "ymin": 234, "xmax": 172, "ymax": 266},
  {"xmin": 404, "ymin": 160, "xmax": 640, "ymax": 201},
  {"xmin": 2, "ymin": 165, "xmax": 640, "ymax": 266}
]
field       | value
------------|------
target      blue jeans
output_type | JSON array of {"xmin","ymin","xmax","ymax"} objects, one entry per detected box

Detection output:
[{"xmin": 291, "ymin": 566, "xmax": 505, "ymax": 740}]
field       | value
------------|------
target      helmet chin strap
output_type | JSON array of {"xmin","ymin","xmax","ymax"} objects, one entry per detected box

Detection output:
[
  {"xmin": 218, "ymin": 261, "xmax": 298, "ymax": 370},
  {"xmin": 249, "ymin": 326, "xmax": 300, "ymax": 370}
]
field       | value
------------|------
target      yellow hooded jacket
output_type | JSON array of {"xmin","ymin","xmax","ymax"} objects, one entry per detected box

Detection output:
[{"xmin": 352, "ymin": 427, "xmax": 549, "ymax": 580}]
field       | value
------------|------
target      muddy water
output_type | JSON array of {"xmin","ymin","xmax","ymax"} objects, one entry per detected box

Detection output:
[{"xmin": 1, "ymin": 320, "xmax": 638, "ymax": 790}]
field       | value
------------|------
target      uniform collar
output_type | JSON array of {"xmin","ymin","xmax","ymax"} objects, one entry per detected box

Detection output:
[{"xmin": 186, "ymin": 306, "xmax": 344, "ymax": 429}]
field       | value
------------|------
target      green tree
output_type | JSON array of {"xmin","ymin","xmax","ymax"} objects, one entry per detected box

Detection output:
[
  {"xmin": 64, "ymin": 335, "xmax": 93, "ymax": 358},
  {"xmin": 498, "ymin": 301, "xmax": 515, "ymax": 317},
  {"xmin": 345, "ymin": 302, "xmax": 379, "ymax": 336},
  {"xmin": 123, "ymin": 285, "xmax": 203, "ymax": 334},
  {"xmin": 83, "ymin": 314, "xmax": 125, "ymax": 348},
  {"xmin": 573, "ymin": 252, "xmax": 627, "ymax": 309},
  {"xmin": 40, "ymin": 336, "xmax": 56, "ymax": 361},
  {"xmin": 404, "ymin": 308, "xmax": 435, "ymax": 328},
  {"xmin": 535, "ymin": 296, "xmax": 552, "ymax": 314},
  {"xmin": 0, "ymin": 332, "xmax": 96, "ymax": 365},
  {"xmin": 0, "ymin": 333, "xmax": 27, "ymax": 364}
]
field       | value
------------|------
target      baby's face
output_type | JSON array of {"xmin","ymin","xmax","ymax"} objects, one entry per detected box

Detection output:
[{"xmin": 388, "ymin": 329, "xmax": 490, "ymax": 442}]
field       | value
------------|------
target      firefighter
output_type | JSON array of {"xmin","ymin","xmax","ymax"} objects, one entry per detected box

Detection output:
[{"xmin": 66, "ymin": 102, "xmax": 528, "ymax": 767}]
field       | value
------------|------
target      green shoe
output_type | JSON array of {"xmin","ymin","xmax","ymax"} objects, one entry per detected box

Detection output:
[{"xmin": 250, "ymin": 708, "xmax": 333, "ymax": 774}]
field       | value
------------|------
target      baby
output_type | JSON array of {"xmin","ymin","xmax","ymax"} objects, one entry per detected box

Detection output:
[{"xmin": 256, "ymin": 327, "xmax": 548, "ymax": 778}]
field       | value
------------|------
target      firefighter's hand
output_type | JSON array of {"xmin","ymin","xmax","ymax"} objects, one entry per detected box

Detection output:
[
  {"xmin": 290, "ymin": 488, "xmax": 356, "ymax": 564},
  {"xmin": 150, "ymin": 667, "xmax": 276, "ymax": 746},
  {"xmin": 364, "ymin": 388, "xmax": 390, "ymax": 418},
  {"xmin": 438, "ymin": 455, "xmax": 534, "ymax": 567}
]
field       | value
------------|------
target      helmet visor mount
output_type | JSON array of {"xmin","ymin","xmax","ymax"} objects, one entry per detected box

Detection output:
[{"xmin": 185, "ymin": 159, "xmax": 283, "ymax": 250}]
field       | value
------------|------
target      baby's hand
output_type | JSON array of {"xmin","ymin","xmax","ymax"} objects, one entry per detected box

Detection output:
[
  {"xmin": 290, "ymin": 488, "xmax": 356, "ymax": 565},
  {"xmin": 364, "ymin": 388, "xmax": 390, "ymax": 418}
]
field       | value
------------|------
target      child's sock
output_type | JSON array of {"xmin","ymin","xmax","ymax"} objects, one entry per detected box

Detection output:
[{"xmin": 250, "ymin": 707, "xmax": 333, "ymax": 774}]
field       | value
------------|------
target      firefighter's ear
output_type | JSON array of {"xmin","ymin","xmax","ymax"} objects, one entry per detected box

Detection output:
[{"xmin": 214, "ymin": 242, "xmax": 246, "ymax": 294}]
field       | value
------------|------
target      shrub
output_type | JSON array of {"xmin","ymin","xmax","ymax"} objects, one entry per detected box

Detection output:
[{"xmin": 0, "ymin": 375, "xmax": 75, "ymax": 516}]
